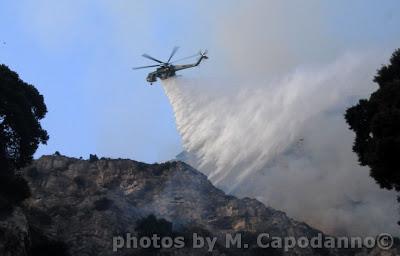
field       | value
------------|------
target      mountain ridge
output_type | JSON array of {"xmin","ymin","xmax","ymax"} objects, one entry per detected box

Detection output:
[{"xmin": 0, "ymin": 155, "xmax": 396, "ymax": 255}]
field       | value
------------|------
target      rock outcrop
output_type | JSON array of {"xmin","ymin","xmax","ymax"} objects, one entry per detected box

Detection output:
[{"xmin": 0, "ymin": 155, "xmax": 397, "ymax": 255}]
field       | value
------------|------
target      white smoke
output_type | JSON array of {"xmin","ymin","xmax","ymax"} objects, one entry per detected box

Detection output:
[{"xmin": 162, "ymin": 54, "xmax": 399, "ymax": 236}]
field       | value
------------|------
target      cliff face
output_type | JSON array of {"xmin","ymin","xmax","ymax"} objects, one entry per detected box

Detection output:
[{"xmin": 0, "ymin": 155, "xmax": 397, "ymax": 255}]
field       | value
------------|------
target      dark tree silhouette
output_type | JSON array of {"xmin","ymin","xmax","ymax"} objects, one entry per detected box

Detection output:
[
  {"xmin": 89, "ymin": 154, "xmax": 99, "ymax": 162},
  {"xmin": 135, "ymin": 214, "xmax": 173, "ymax": 238},
  {"xmin": 133, "ymin": 215, "xmax": 174, "ymax": 255},
  {"xmin": 0, "ymin": 64, "xmax": 48, "ymax": 210},
  {"xmin": 345, "ymin": 49, "xmax": 400, "ymax": 191}
]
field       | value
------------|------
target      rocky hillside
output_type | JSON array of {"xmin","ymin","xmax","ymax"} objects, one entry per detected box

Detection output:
[{"xmin": 0, "ymin": 155, "xmax": 397, "ymax": 255}]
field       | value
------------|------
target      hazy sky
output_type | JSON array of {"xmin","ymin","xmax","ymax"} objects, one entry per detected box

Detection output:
[{"xmin": 0, "ymin": 0, "xmax": 399, "ymax": 163}]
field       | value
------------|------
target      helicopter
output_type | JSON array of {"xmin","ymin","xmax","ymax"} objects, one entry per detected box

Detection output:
[{"xmin": 133, "ymin": 47, "xmax": 208, "ymax": 84}]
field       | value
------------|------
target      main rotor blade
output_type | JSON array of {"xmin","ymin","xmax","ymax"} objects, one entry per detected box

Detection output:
[
  {"xmin": 171, "ymin": 53, "xmax": 200, "ymax": 63},
  {"xmin": 167, "ymin": 46, "xmax": 179, "ymax": 63},
  {"xmin": 132, "ymin": 64, "xmax": 160, "ymax": 70},
  {"xmin": 142, "ymin": 54, "xmax": 163, "ymax": 63}
]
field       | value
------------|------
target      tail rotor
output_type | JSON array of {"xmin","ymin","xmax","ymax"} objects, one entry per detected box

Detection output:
[{"xmin": 199, "ymin": 49, "xmax": 208, "ymax": 59}]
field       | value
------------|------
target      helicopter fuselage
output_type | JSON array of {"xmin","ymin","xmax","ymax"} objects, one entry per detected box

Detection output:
[{"xmin": 146, "ymin": 65, "xmax": 176, "ymax": 84}]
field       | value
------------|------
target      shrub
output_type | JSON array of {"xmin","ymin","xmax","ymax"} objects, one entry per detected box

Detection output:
[
  {"xmin": 135, "ymin": 214, "xmax": 173, "ymax": 237},
  {"xmin": 93, "ymin": 197, "xmax": 113, "ymax": 211},
  {"xmin": 89, "ymin": 154, "xmax": 99, "ymax": 163}
]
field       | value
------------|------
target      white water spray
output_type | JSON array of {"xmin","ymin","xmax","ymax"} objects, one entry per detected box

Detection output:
[{"xmin": 162, "ymin": 54, "xmax": 398, "ymax": 236}]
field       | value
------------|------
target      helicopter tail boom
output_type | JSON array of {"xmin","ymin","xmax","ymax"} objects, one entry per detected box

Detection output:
[{"xmin": 173, "ymin": 50, "xmax": 208, "ymax": 71}]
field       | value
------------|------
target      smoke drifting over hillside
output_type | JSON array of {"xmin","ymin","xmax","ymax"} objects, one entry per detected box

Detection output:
[{"xmin": 162, "ymin": 54, "xmax": 398, "ymax": 236}]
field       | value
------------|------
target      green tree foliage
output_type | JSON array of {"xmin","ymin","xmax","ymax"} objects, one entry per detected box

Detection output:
[
  {"xmin": 345, "ymin": 49, "xmax": 400, "ymax": 191},
  {"xmin": 0, "ymin": 64, "xmax": 48, "ymax": 210}
]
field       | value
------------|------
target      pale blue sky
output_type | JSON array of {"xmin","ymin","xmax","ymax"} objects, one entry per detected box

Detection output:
[{"xmin": 0, "ymin": 0, "xmax": 399, "ymax": 163}]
